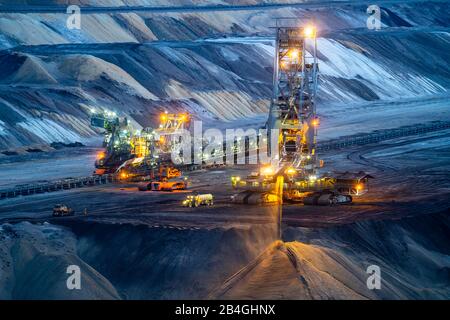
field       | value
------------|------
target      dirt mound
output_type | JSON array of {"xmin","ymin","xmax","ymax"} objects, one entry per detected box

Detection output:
[
  {"xmin": 0, "ymin": 222, "xmax": 120, "ymax": 299},
  {"xmin": 0, "ymin": 53, "xmax": 56, "ymax": 84},
  {"xmin": 216, "ymin": 212, "xmax": 450, "ymax": 299},
  {"xmin": 69, "ymin": 221, "xmax": 276, "ymax": 299}
]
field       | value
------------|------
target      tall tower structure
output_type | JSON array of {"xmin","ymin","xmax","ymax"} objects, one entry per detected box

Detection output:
[{"xmin": 267, "ymin": 21, "xmax": 319, "ymax": 178}]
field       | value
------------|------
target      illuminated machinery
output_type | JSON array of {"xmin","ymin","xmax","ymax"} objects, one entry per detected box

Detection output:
[
  {"xmin": 144, "ymin": 112, "xmax": 189, "ymax": 184},
  {"xmin": 90, "ymin": 110, "xmax": 135, "ymax": 175},
  {"xmin": 269, "ymin": 23, "xmax": 320, "ymax": 179},
  {"xmin": 231, "ymin": 23, "xmax": 372, "ymax": 205},
  {"xmin": 116, "ymin": 112, "xmax": 190, "ymax": 182},
  {"xmin": 154, "ymin": 112, "xmax": 190, "ymax": 161}
]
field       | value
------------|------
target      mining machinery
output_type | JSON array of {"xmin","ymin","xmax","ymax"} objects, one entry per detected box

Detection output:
[
  {"xmin": 90, "ymin": 110, "xmax": 190, "ymax": 187},
  {"xmin": 137, "ymin": 165, "xmax": 186, "ymax": 191},
  {"xmin": 118, "ymin": 112, "xmax": 190, "ymax": 179},
  {"xmin": 90, "ymin": 111, "xmax": 135, "ymax": 175},
  {"xmin": 182, "ymin": 194, "xmax": 214, "ymax": 207},
  {"xmin": 153, "ymin": 111, "xmax": 190, "ymax": 162},
  {"xmin": 231, "ymin": 22, "xmax": 372, "ymax": 205}
]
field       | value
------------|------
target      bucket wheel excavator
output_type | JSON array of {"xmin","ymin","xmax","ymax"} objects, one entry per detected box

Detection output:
[
  {"xmin": 90, "ymin": 110, "xmax": 190, "ymax": 189},
  {"xmin": 90, "ymin": 111, "xmax": 134, "ymax": 175},
  {"xmin": 231, "ymin": 22, "xmax": 372, "ymax": 205}
]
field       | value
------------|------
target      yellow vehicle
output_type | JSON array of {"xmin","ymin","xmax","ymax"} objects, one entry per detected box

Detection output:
[
  {"xmin": 137, "ymin": 165, "xmax": 187, "ymax": 191},
  {"xmin": 182, "ymin": 194, "xmax": 214, "ymax": 207}
]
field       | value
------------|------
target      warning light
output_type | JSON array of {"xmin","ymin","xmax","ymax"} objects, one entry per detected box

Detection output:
[
  {"xmin": 288, "ymin": 49, "xmax": 300, "ymax": 60},
  {"xmin": 312, "ymin": 118, "xmax": 320, "ymax": 127},
  {"xmin": 120, "ymin": 171, "xmax": 128, "ymax": 180},
  {"xmin": 303, "ymin": 25, "xmax": 316, "ymax": 38},
  {"xmin": 285, "ymin": 167, "xmax": 296, "ymax": 175},
  {"xmin": 179, "ymin": 114, "xmax": 188, "ymax": 122},
  {"xmin": 261, "ymin": 165, "xmax": 275, "ymax": 176}
]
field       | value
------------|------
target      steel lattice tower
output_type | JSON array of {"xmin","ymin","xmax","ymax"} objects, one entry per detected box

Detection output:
[{"xmin": 267, "ymin": 21, "xmax": 319, "ymax": 178}]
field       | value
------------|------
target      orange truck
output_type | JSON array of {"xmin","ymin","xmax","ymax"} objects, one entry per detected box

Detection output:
[{"xmin": 150, "ymin": 180, "xmax": 187, "ymax": 191}]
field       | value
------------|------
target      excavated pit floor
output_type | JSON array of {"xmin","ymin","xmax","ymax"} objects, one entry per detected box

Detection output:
[{"xmin": 0, "ymin": 128, "xmax": 449, "ymax": 299}]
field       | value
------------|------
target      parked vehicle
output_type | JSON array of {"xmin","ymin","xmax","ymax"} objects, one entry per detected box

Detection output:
[
  {"xmin": 139, "ymin": 180, "xmax": 187, "ymax": 191},
  {"xmin": 53, "ymin": 204, "xmax": 74, "ymax": 217},
  {"xmin": 182, "ymin": 194, "xmax": 214, "ymax": 207}
]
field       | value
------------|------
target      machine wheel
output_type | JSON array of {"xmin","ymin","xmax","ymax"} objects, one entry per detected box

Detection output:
[{"xmin": 331, "ymin": 197, "xmax": 337, "ymax": 206}]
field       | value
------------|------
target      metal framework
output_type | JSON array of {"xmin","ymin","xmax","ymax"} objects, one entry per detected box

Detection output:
[
  {"xmin": 153, "ymin": 112, "xmax": 190, "ymax": 157},
  {"xmin": 267, "ymin": 22, "xmax": 319, "ymax": 178}
]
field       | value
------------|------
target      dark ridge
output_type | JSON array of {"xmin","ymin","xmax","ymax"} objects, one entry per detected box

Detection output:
[{"xmin": 381, "ymin": 7, "xmax": 414, "ymax": 27}]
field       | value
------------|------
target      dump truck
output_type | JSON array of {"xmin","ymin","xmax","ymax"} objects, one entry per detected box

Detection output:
[
  {"xmin": 182, "ymin": 194, "xmax": 214, "ymax": 207},
  {"xmin": 139, "ymin": 180, "xmax": 187, "ymax": 191},
  {"xmin": 151, "ymin": 180, "xmax": 187, "ymax": 191},
  {"xmin": 53, "ymin": 204, "xmax": 74, "ymax": 217}
]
